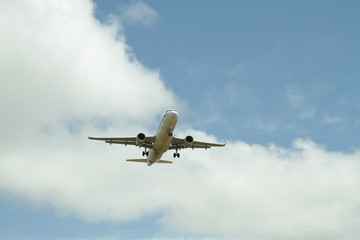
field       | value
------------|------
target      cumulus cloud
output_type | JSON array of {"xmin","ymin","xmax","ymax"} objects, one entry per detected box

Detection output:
[
  {"xmin": 0, "ymin": 1, "xmax": 360, "ymax": 240},
  {"xmin": 160, "ymin": 137, "xmax": 360, "ymax": 239},
  {"xmin": 0, "ymin": 0, "xmax": 174, "ymax": 139}
]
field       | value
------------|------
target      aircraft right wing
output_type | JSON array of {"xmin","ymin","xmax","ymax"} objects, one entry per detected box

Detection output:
[
  {"xmin": 88, "ymin": 135, "xmax": 156, "ymax": 149},
  {"xmin": 169, "ymin": 137, "xmax": 226, "ymax": 150}
]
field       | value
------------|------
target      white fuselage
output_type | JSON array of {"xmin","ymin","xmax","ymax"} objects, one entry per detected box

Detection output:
[{"xmin": 147, "ymin": 110, "xmax": 178, "ymax": 166}]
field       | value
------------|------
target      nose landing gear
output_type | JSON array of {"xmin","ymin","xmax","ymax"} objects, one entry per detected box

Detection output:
[{"xmin": 142, "ymin": 149, "xmax": 149, "ymax": 156}]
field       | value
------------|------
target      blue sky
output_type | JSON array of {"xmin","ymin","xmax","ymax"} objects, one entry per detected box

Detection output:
[
  {"xmin": 96, "ymin": 0, "xmax": 360, "ymax": 150},
  {"xmin": 0, "ymin": 1, "xmax": 360, "ymax": 240}
]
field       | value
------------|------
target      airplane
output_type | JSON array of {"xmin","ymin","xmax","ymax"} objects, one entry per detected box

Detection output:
[{"xmin": 88, "ymin": 109, "xmax": 226, "ymax": 166}]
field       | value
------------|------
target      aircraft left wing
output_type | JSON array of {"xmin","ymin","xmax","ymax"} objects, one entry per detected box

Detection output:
[
  {"xmin": 169, "ymin": 137, "xmax": 226, "ymax": 150},
  {"xmin": 88, "ymin": 136, "xmax": 156, "ymax": 149}
]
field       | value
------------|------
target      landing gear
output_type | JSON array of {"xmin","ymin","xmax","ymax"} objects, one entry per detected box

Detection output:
[
  {"xmin": 168, "ymin": 127, "xmax": 173, "ymax": 136},
  {"xmin": 142, "ymin": 150, "xmax": 149, "ymax": 156},
  {"xmin": 173, "ymin": 149, "xmax": 180, "ymax": 158}
]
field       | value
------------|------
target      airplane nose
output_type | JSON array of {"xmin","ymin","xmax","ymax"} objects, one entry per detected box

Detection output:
[
  {"xmin": 166, "ymin": 110, "xmax": 178, "ymax": 123},
  {"xmin": 169, "ymin": 110, "xmax": 178, "ymax": 119}
]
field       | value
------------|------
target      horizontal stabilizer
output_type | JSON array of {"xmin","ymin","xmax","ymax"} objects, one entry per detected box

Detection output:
[
  {"xmin": 157, "ymin": 160, "xmax": 173, "ymax": 164},
  {"xmin": 126, "ymin": 159, "xmax": 173, "ymax": 164},
  {"xmin": 126, "ymin": 159, "xmax": 147, "ymax": 163}
]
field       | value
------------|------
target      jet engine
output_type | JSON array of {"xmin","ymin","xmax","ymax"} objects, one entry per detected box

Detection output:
[
  {"xmin": 183, "ymin": 135, "xmax": 194, "ymax": 148},
  {"xmin": 136, "ymin": 133, "xmax": 146, "ymax": 147}
]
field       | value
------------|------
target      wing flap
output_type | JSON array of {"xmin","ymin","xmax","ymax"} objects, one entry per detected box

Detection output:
[
  {"xmin": 89, "ymin": 136, "xmax": 156, "ymax": 149},
  {"xmin": 89, "ymin": 136, "xmax": 136, "ymax": 141},
  {"xmin": 171, "ymin": 137, "xmax": 184, "ymax": 145},
  {"xmin": 170, "ymin": 137, "xmax": 226, "ymax": 149},
  {"xmin": 193, "ymin": 140, "xmax": 226, "ymax": 147}
]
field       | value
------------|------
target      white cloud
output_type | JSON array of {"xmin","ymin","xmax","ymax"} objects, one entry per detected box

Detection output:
[
  {"xmin": 0, "ymin": 1, "xmax": 360, "ymax": 240},
  {"xmin": 300, "ymin": 108, "xmax": 316, "ymax": 119},
  {"xmin": 249, "ymin": 117, "xmax": 278, "ymax": 132},
  {"xmin": 0, "ymin": 0, "xmax": 174, "ymax": 139},
  {"xmin": 285, "ymin": 85, "xmax": 318, "ymax": 120},
  {"xmin": 285, "ymin": 85, "xmax": 305, "ymax": 107},
  {"xmin": 119, "ymin": 0, "xmax": 159, "ymax": 27},
  {"xmin": 322, "ymin": 114, "xmax": 342, "ymax": 125}
]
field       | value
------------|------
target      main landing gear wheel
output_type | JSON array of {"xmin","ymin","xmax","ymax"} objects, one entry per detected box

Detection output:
[
  {"xmin": 142, "ymin": 151, "xmax": 149, "ymax": 156},
  {"xmin": 173, "ymin": 152, "xmax": 180, "ymax": 158}
]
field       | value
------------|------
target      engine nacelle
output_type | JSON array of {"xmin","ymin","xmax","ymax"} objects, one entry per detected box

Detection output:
[
  {"xmin": 183, "ymin": 135, "xmax": 194, "ymax": 148},
  {"xmin": 136, "ymin": 133, "xmax": 146, "ymax": 147}
]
